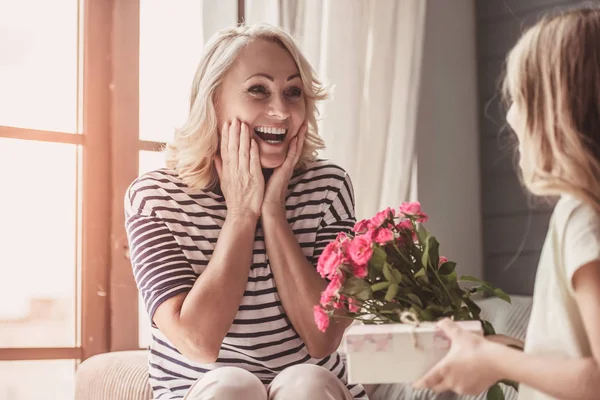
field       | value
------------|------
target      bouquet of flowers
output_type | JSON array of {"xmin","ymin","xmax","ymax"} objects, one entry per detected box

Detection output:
[{"xmin": 313, "ymin": 202, "xmax": 517, "ymax": 400}]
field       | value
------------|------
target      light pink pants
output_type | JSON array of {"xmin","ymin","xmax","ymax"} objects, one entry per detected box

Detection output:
[{"xmin": 183, "ymin": 364, "xmax": 354, "ymax": 400}]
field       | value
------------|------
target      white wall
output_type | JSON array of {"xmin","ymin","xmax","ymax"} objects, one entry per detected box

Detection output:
[{"xmin": 415, "ymin": 0, "xmax": 483, "ymax": 278}]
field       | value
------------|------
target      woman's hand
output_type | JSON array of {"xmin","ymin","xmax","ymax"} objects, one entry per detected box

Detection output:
[
  {"xmin": 413, "ymin": 319, "xmax": 503, "ymax": 395},
  {"xmin": 262, "ymin": 121, "xmax": 307, "ymax": 214},
  {"xmin": 215, "ymin": 119, "xmax": 264, "ymax": 219}
]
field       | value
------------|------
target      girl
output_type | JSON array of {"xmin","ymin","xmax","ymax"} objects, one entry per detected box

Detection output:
[{"xmin": 414, "ymin": 6, "xmax": 600, "ymax": 400}]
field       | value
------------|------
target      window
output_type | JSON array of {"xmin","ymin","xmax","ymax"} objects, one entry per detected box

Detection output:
[{"xmin": 0, "ymin": 0, "xmax": 111, "ymax": 398}]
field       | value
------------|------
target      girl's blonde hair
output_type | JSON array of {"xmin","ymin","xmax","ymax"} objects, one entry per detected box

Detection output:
[
  {"xmin": 165, "ymin": 24, "xmax": 329, "ymax": 190},
  {"xmin": 502, "ymin": 6, "xmax": 600, "ymax": 211}
]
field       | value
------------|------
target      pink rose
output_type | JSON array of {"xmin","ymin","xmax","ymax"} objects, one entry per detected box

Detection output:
[
  {"xmin": 314, "ymin": 305, "xmax": 330, "ymax": 332},
  {"xmin": 317, "ymin": 242, "xmax": 343, "ymax": 279},
  {"xmin": 370, "ymin": 207, "xmax": 395, "ymax": 228},
  {"xmin": 399, "ymin": 201, "xmax": 429, "ymax": 222},
  {"xmin": 353, "ymin": 219, "xmax": 373, "ymax": 234},
  {"xmin": 438, "ymin": 256, "xmax": 448, "ymax": 267},
  {"xmin": 373, "ymin": 228, "xmax": 394, "ymax": 244},
  {"xmin": 348, "ymin": 235, "xmax": 374, "ymax": 266}
]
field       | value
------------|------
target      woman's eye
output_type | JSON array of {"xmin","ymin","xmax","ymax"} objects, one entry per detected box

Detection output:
[
  {"xmin": 248, "ymin": 85, "xmax": 269, "ymax": 96},
  {"xmin": 285, "ymin": 87, "xmax": 303, "ymax": 99}
]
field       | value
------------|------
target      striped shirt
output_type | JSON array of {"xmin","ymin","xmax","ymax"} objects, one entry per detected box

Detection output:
[{"xmin": 124, "ymin": 159, "xmax": 368, "ymax": 400}]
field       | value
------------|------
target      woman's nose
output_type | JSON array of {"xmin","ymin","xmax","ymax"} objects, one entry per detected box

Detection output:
[{"xmin": 267, "ymin": 95, "xmax": 290, "ymax": 120}]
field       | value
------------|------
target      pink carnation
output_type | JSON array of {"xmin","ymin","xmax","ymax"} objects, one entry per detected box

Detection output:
[
  {"xmin": 370, "ymin": 207, "xmax": 395, "ymax": 228},
  {"xmin": 348, "ymin": 297, "xmax": 360, "ymax": 313},
  {"xmin": 348, "ymin": 235, "xmax": 373, "ymax": 266},
  {"xmin": 352, "ymin": 263, "xmax": 368, "ymax": 278},
  {"xmin": 336, "ymin": 232, "xmax": 350, "ymax": 243},
  {"xmin": 353, "ymin": 219, "xmax": 373, "ymax": 234},
  {"xmin": 320, "ymin": 274, "xmax": 343, "ymax": 305},
  {"xmin": 396, "ymin": 219, "xmax": 417, "ymax": 242},
  {"xmin": 399, "ymin": 201, "xmax": 429, "ymax": 222},
  {"xmin": 314, "ymin": 305, "xmax": 330, "ymax": 332},
  {"xmin": 438, "ymin": 256, "xmax": 448, "ymax": 267},
  {"xmin": 317, "ymin": 242, "xmax": 343, "ymax": 279},
  {"xmin": 373, "ymin": 228, "xmax": 394, "ymax": 244}
]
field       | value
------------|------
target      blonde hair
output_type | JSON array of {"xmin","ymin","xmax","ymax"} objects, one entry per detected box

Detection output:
[
  {"xmin": 165, "ymin": 24, "xmax": 329, "ymax": 190},
  {"xmin": 502, "ymin": 6, "xmax": 600, "ymax": 211}
]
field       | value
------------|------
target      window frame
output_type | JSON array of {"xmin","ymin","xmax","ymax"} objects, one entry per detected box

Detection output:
[{"xmin": 0, "ymin": 0, "xmax": 247, "ymax": 365}]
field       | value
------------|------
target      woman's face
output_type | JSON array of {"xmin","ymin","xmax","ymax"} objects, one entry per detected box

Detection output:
[{"xmin": 216, "ymin": 38, "xmax": 307, "ymax": 169}]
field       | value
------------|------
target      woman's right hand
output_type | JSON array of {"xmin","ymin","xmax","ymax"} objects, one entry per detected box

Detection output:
[{"xmin": 214, "ymin": 119, "xmax": 264, "ymax": 219}]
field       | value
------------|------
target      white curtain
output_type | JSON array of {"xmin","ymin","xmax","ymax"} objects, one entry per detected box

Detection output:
[
  {"xmin": 235, "ymin": 0, "xmax": 427, "ymax": 220},
  {"xmin": 247, "ymin": 0, "xmax": 427, "ymax": 220}
]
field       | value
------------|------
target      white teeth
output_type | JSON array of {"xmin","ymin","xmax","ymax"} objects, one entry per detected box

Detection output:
[{"xmin": 255, "ymin": 126, "xmax": 287, "ymax": 135}]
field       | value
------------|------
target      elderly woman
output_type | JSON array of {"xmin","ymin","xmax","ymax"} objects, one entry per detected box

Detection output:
[{"xmin": 124, "ymin": 24, "xmax": 367, "ymax": 400}]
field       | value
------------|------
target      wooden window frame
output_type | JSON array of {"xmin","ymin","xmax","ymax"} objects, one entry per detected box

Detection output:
[
  {"xmin": 1, "ymin": 0, "xmax": 247, "ymax": 363},
  {"xmin": 0, "ymin": 0, "xmax": 113, "ymax": 362}
]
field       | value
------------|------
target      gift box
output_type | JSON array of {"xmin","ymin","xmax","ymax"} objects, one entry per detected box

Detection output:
[{"xmin": 344, "ymin": 320, "xmax": 483, "ymax": 384}]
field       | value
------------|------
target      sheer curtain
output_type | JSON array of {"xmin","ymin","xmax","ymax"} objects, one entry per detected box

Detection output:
[{"xmin": 246, "ymin": 0, "xmax": 427, "ymax": 219}]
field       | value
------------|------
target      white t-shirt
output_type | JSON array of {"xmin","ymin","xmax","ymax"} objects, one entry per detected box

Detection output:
[{"xmin": 519, "ymin": 195, "xmax": 598, "ymax": 400}]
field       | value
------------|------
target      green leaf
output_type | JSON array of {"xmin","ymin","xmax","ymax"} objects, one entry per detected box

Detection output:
[
  {"xmin": 371, "ymin": 281, "xmax": 391, "ymax": 292},
  {"xmin": 486, "ymin": 383, "xmax": 505, "ymax": 400},
  {"xmin": 407, "ymin": 293, "xmax": 423, "ymax": 308},
  {"xmin": 460, "ymin": 275, "xmax": 489, "ymax": 285},
  {"xmin": 383, "ymin": 263, "xmax": 395, "ymax": 282},
  {"xmin": 438, "ymin": 261, "xmax": 456, "ymax": 275},
  {"xmin": 428, "ymin": 237, "xmax": 440, "ymax": 269},
  {"xmin": 414, "ymin": 267, "xmax": 429, "ymax": 284},
  {"xmin": 459, "ymin": 276, "xmax": 512, "ymax": 304},
  {"xmin": 493, "ymin": 288, "xmax": 512, "ymax": 303},
  {"xmin": 421, "ymin": 250, "xmax": 430, "ymax": 273},
  {"xmin": 482, "ymin": 320, "xmax": 496, "ymax": 336},
  {"xmin": 385, "ymin": 283, "xmax": 399, "ymax": 302},
  {"xmin": 369, "ymin": 246, "xmax": 387, "ymax": 271},
  {"xmin": 452, "ymin": 307, "xmax": 472, "ymax": 320},
  {"xmin": 421, "ymin": 234, "xmax": 440, "ymax": 270},
  {"xmin": 499, "ymin": 379, "xmax": 519, "ymax": 392},
  {"xmin": 341, "ymin": 277, "xmax": 371, "ymax": 300},
  {"xmin": 462, "ymin": 295, "xmax": 482, "ymax": 318},
  {"xmin": 416, "ymin": 224, "xmax": 429, "ymax": 245},
  {"xmin": 391, "ymin": 268, "xmax": 404, "ymax": 283}
]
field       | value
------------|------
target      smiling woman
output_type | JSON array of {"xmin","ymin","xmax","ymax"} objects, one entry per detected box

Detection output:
[
  {"xmin": 124, "ymin": 24, "xmax": 368, "ymax": 400},
  {"xmin": 163, "ymin": 24, "xmax": 327, "ymax": 191}
]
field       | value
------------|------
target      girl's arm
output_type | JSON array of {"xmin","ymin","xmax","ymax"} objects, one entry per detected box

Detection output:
[{"xmin": 414, "ymin": 260, "xmax": 600, "ymax": 399}]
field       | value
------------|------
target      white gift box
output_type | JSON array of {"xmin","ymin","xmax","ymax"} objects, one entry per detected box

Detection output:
[{"xmin": 344, "ymin": 321, "xmax": 483, "ymax": 384}]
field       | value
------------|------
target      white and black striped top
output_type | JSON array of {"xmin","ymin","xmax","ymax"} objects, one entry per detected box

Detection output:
[{"xmin": 124, "ymin": 159, "xmax": 368, "ymax": 400}]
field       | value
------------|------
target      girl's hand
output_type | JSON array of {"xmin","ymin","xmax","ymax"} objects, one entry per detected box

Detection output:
[
  {"xmin": 262, "ymin": 121, "xmax": 307, "ymax": 213},
  {"xmin": 215, "ymin": 119, "xmax": 264, "ymax": 219},
  {"xmin": 413, "ymin": 319, "xmax": 503, "ymax": 395}
]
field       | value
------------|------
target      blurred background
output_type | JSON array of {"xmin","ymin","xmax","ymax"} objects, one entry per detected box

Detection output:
[{"xmin": 0, "ymin": 0, "xmax": 582, "ymax": 398}]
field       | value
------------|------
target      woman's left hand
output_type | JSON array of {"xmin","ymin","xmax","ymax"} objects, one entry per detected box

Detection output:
[
  {"xmin": 262, "ymin": 121, "xmax": 307, "ymax": 213},
  {"xmin": 413, "ymin": 319, "xmax": 502, "ymax": 395}
]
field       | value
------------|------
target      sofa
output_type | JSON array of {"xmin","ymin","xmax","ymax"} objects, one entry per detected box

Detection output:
[{"xmin": 75, "ymin": 295, "xmax": 532, "ymax": 400}]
